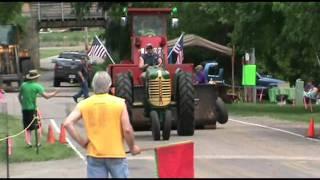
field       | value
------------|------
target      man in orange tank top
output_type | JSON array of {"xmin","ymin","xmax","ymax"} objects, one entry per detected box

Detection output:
[{"xmin": 63, "ymin": 71, "xmax": 141, "ymax": 178}]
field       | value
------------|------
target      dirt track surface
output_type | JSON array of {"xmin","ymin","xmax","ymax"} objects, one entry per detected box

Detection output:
[
  {"xmin": 1, "ymin": 57, "xmax": 320, "ymax": 178},
  {"xmin": 1, "ymin": 113, "xmax": 320, "ymax": 178},
  {"xmin": 0, "ymin": 157, "xmax": 86, "ymax": 178}
]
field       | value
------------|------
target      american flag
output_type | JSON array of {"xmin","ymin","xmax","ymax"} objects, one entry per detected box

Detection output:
[
  {"xmin": 87, "ymin": 36, "xmax": 107, "ymax": 59},
  {"xmin": 173, "ymin": 34, "xmax": 184, "ymax": 64}
]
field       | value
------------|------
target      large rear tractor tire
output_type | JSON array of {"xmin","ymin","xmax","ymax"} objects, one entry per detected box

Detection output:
[
  {"xmin": 150, "ymin": 111, "xmax": 161, "ymax": 141},
  {"xmin": 176, "ymin": 72, "xmax": 195, "ymax": 136},
  {"xmin": 115, "ymin": 73, "xmax": 133, "ymax": 121},
  {"xmin": 162, "ymin": 110, "xmax": 172, "ymax": 140},
  {"xmin": 216, "ymin": 97, "xmax": 228, "ymax": 124}
]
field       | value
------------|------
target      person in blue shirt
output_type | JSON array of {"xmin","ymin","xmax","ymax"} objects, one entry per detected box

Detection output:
[{"xmin": 73, "ymin": 59, "xmax": 90, "ymax": 103}]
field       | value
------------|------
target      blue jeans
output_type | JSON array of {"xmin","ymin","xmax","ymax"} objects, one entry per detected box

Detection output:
[
  {"xmin": 74, "ymin": 80, "xmax": 89, "ymax": 99},
  {"xmin": 87, "ymin": 156, "xmax": 129, "ymax": 178}
]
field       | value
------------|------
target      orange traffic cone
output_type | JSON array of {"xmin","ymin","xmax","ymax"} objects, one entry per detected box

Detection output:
[
  {"xmin": 59, "ymin": 124, "xmax": 67, "ymax": 144},
  {"xmin": 307, "ymin": 118, "xmax": 315, "ymax": 138},
  {"xmin": 8, "ymin": 137, "xmax": 13, "ymax": 156},
  {"xmin": 47, "ymin": 124, "xmax": 56, "ymax": 144}
]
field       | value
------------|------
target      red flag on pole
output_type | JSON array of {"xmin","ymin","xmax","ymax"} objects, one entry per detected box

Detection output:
[{"xmin": 155, "ymin": 141, "xmax": 194, "ymax": 178}]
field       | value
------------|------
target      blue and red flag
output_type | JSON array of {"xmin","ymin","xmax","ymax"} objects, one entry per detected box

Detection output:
[{"xmin": 172, "ymin": 34, "xmax": 184, "ymax": 64}]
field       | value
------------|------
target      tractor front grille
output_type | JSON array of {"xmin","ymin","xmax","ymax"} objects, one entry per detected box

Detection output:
[{"xmin": 148, "ymin": 77, "xmax": 171, "ymax": 107}]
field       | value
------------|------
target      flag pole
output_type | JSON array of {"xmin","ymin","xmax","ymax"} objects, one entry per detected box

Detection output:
[
  {"xmin": 94, "ymin": 35, "xmax": 116, "ymax": 64},
  {"xmin": 167, "ymin": 32, "xmax": 185, "ymax": 60},
  {"xmin": 316, "ymin": 52, "xmax": 320, "ymax": 67},
  {"xmin": 125, "ymin": 147, "xmax": 154, "ymax": 154},
  {"xmin": 125, "ymin": 140, "xmax": 193, "ymax": 154}
]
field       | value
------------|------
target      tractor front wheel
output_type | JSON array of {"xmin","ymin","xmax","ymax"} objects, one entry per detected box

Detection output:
[
  {"xmin": 150, "ymin": 111, "xmax": 161, "ymax": 141},
  {"xmin": 216, "ymin": 97, "xmax": 228, "ymax": 124},
  {"xmin": 162, "ymin": 110, "xmax": 172, "ymax": 140}
]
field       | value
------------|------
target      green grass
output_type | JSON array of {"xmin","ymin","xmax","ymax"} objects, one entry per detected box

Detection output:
[
  {"xmin": 40, "ymin": 49, "xmax": 64, "ymax": 59},
  {"xmin": 227, "ymin": 102, "xmax": 320, "ymax": 122},
  {"xmin": 0, "ymin": 113, "xmax": 75, "ymax": 162},
  {"xmin": 39, "ymin": 28, "xmax": 104, "ymax": 59},
  {"xmin": 39, "ymin": 28, "xmax": 104, "ymax": 47},
  {"xmin": 39, "ymin": 47, "xmax": 85, "ymax": 59}
]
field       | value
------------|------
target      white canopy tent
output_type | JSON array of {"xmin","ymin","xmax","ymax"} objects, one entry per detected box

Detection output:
[
  {"xmin": 167, "ymin": 34, "xmax": 232, "ymax": 56},
  {"xmin": 168, "ymin": 34, "xmax": 236, "ymax": 94}
]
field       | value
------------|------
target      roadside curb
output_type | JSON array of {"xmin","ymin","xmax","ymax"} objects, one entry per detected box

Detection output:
[{"xmin": 40, "ymin": 68, "xmax": 54, "ymax": 71}]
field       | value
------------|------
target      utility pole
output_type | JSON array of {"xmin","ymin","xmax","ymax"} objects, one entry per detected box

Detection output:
[
  {"xmin": 232, "ymin": 45, "xmax": 235, "ymax": 96},
  {"xmin": 251, "ymin": 48, "xmax": 256, "ymax": 104},
  {"xmin": 3, "ymin": 102, "xmax": 10, "ymax": 178},
  {"xmin": 84, "ymin": 27, "xmax": 88, "ymax": 51}
]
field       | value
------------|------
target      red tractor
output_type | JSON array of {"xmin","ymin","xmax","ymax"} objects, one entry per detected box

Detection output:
[{"xmin": 108, "ymin": 8, "xmax": 228, "ymax": 140}]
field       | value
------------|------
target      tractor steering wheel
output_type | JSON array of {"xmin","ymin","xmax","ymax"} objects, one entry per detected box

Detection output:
[{"xmin": 144, "ymin": 30, "xmax": 156, "ymax": 36}]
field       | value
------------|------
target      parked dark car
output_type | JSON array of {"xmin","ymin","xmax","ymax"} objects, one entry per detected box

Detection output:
[{"xmin": 52, "ymin": 51, "xmax": 94, "ymax": 87}]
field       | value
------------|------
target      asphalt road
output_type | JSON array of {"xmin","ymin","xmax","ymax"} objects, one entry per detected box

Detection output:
[{"xmin": 1, "ymin": 62, "xmax": 320, "ymax": 178}]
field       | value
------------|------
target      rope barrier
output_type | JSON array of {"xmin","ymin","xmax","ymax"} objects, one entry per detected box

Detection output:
[
  {"xmin": 0, "ymin": 115, "xmax": 39, "ymax": 142},
  {"xmin": 0, "ymin": 107, "xmax": 70, "ymax": 142}
]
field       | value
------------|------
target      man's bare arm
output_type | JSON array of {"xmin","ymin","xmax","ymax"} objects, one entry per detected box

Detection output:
[
  {"xmin": 78, "ymin": 71, "xmax": 85, "ymax": 82},
  {"xmin": 41, "ymin": 90, "xmax": 58, "ymax": 99},
  {"xmin": 18, "ymin": 92, "xmax": 22, "ymax": 105},
  {"xmin": 121, "ymin": 104, "xmax": 141, "ymax": 155},
  {"xmin": 139, "ymin": 57, "xmax": 148, "ymax": 70},
  {"xmin": 157, "ymin": 57, "xmax": 163, "ymax": 67},
  {"xmin": 63, "ymin": 105, "xmax": 88, "ymax": 148}
]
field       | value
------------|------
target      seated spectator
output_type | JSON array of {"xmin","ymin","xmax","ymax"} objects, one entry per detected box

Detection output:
[
  {"xmin": 304, "ymin": 80, "xmax": 315, "ymax": 92},
  {"xmin": 304, "ymin": 84, "xmax": 319, "ymax": 99},
  {"xmin": 194, "ymin": 65, "xmax": 207, "ymax": 84},
  {"xmin": 303, "ymin": 84, "xmax": 320, "ymax": 112}
]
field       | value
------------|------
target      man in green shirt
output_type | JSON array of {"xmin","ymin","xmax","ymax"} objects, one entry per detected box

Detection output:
[{"xmin": 18, "ymin": 69, "xmax": 58, "ymax": 147}]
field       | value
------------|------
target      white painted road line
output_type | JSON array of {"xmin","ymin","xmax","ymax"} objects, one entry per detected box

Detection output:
[
  {"xmin": 229, "ymin": 118, "xmax": 320, "ymax": 142},
  {"xmin": 49, "ymin": 117, "xmax": 320, "ymax": 163},
  {"xmin": 50, "ymin": 119, "xmax": 87, "ymax": 165}
]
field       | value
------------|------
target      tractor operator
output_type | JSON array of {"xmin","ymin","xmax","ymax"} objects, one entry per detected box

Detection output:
[{"xmin": 139, "ymin": 43, "xmax": 162, "ymax": 82}]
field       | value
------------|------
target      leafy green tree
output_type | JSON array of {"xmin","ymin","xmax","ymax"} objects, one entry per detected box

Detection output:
[
  {"xmin": 74, "ymin": 2, "xmax": 320, "ymax": 85},
  {"xmin": 71, "ymin": 2, "xmax": 92, "ymax": 20},
  {"xmin": 273, "ymin": 2, "xmax": 320, "ymax": 83},
  {"xmin": 0, "ymin": 2, "xmax": 29, "ymax": 37},
  {"xmin": 201, "ymin": 2, "xmax": 320, "ymax": 84},
  {"xmin": 0, "ymin": 2, "xmax": 23, "ymax": 24}
]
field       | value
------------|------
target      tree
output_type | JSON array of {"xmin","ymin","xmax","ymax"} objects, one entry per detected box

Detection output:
[
  {"xmin": 0, "ymin": 2, "xmax": 23, "ymax": 24},
  {"xmin": 200, "ymin": 2, "xmax": 320, "ymax": 84},
  {"xmin": 74, "ymin": 2, "xmax": 320, "ymax": 85},
  {"xmin": 0, "ymin": 2, "xmax": 29, "ymax": 37}
]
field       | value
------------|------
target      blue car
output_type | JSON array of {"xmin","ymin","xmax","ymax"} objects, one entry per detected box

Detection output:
[
  {"xmin": 256, "ymin": 72, "xmax": 285, "ymax": 100},
  {"xmin": 256, "ymin": 72, "xmax": 285, "ymax": 88}
]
